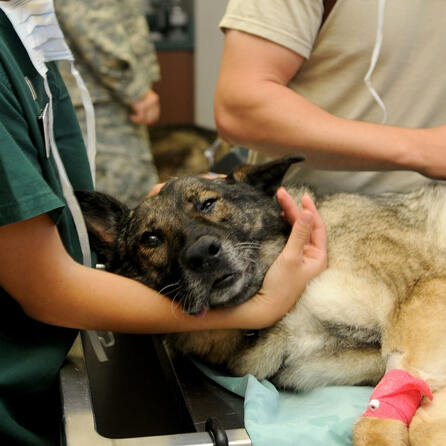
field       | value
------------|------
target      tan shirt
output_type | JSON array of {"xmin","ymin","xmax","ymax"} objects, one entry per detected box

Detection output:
[{"xmin": 220, "ymin": 0, "xmax": 446, "ymax": 194}]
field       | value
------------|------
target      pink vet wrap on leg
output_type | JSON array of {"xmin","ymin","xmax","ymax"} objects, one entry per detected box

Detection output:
[{"xmin": 362, "ymin": 369, "xmax": 433, "ymax": 426}]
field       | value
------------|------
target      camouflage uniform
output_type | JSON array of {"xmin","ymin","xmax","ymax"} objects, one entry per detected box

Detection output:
[{"xmin": 55, "ymin": 0, "xmax": 161, "ymax": 207}]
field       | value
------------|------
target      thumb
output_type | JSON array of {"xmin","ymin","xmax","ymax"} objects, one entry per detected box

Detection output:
[
  {"xmin": 277, "ymin": 187, "xmax": 314, "ymax": 251},
  {"xmin": 284, "ymin": 210, "xmax": 314, "ymax": 254},
  {"xmin": 282, "ymin": 210, "xmax": 314, "ymax": 260}
]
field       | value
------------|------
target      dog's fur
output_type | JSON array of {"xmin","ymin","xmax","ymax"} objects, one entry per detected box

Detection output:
[{"xmin": 77, "ymin": 157, "xmax": 446, "ymax": 445}]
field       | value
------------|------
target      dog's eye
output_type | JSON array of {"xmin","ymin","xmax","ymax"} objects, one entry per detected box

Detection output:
[
  {"xmin": 140, "ymin": 230, "xmax": 163, "ymax": 248},
  {"xmin": 198, "ymin": 198, "xmax": 217, "ymax": 214}
]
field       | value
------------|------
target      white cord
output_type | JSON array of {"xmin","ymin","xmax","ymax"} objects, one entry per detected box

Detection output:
[
  {"xmin": 364, "ymin": 0, "xmax": 387, "ymax": 124},
  {"xmin": 44, "ymin": 76, "xmax": 92, "ymax": 268},
  {"xmin": 70, "ymin": 61, "xmax": 96, "ymax": 186}
]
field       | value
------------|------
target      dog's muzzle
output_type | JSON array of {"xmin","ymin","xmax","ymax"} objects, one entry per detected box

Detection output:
[{"xmin": 184, "ymin": 235, "xmax": 222, "ymax": 271}]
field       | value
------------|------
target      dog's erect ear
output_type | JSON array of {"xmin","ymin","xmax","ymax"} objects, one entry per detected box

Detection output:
[
  {"xmin": 75, "ymin": 190, "xmax": 130, "ymax": 263},
  {"xmin": 227, "ymin": 156, "xmax": 305, "ymax": 195}
]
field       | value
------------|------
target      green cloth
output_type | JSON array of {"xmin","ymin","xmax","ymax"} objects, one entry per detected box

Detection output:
[
  {"xmin": 0, "ymin": 11, "xmax": 93, "ymax": 446},
  {"xmin": 196, "ymin": 362, "xmax": 374, "ymax": 446}
]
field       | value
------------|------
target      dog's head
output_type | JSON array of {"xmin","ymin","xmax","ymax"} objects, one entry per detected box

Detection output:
[{"xmin": 76, "ymin": 156, "xmax": 303, "ymax": 315}]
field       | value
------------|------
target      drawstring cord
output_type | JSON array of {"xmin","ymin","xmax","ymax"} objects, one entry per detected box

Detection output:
[{"xmin": 364, "ymin": 0, "xmax": 387, "ymax": 124}]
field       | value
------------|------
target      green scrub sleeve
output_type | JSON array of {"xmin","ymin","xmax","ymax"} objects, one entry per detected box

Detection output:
[{"xmin": 0, "ymin": 105, "xmax": 65, "ymax": 226}]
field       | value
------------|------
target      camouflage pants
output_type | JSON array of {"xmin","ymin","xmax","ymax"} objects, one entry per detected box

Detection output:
[{"xmin": 75, "ymin": 101, "xmax": 159, "ymax": 208}]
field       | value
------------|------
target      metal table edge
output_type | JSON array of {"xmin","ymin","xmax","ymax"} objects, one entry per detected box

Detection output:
[{"xmin": 60, "ymin": 340, "xmax": 252, "ymax": 446}]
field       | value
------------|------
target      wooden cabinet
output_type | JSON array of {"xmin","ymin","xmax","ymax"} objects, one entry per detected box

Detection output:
[{"xmin": 153, "ymin": 49, "xmax": 194, "ymax": 125}]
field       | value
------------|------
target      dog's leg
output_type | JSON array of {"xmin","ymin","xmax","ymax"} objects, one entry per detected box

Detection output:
[
  {"xmin": 276, "ymin": 348, "xmax": 384, "ymax": 390},
  {"xmin": 353, "ymin": 418, "xmax": 409, "ymax": 446},
  {"xmin": 230, "ymin": 324, "xmax": 385, "ymax": 389},
  {"xmin": 409, "ymin": 385, "xmax": 446, "ymax": 446},
  {"xmin": 353, "ymin": 278, "xmax": 446, "ymax": 446},
  {"xmin": 227, "ymin": 325, "xmax": 288, "ymax": 380}
]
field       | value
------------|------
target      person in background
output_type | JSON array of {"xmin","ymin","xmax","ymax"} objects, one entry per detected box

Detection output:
[
  {"xmin": 0, "ymin": 2, "xmax": 327, "ymax": 445},
  {"xmin": 55, "ymin": 0, "xmax": 161, "ymax": 208},
  {"xmin": 215, "ymin": 0, "xmax": 446, "ymax": 195}
]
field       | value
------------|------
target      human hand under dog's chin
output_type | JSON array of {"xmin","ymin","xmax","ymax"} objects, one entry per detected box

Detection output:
[{"xmin": 235, "ymin": 188, "xmax": 327, "ymax": 329}]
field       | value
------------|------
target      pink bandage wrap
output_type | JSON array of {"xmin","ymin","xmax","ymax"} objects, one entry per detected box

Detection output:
[{"xmin": 362, "ymin": 369, "xmax": 433, "ymax": 426}]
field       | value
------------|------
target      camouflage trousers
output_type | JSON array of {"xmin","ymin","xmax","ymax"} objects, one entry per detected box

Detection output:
[{"xmin": 75, "ymin": 101, "xmax": 159, "ymax": 208}]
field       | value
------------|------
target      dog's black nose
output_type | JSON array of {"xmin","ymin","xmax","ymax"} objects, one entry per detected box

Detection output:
[{"xmin": 184, "ymin": 235, "xmax": 222, "ymax": 271}]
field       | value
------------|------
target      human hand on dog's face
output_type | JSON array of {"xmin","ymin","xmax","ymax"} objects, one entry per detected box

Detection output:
[
  {"xmin": 276, "ymin": 188, "xmax": 327, "ymax": 281},
  {"xmin": 229, "ymin": 187, "xmax": 327, "ymax": 329}
]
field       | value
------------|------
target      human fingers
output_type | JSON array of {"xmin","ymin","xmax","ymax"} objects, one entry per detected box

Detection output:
[
  {"xmin": 129, "ymin": 94, "xmax": 146, "ymax": 116},
  {"xmin": 277, "ymin": 188, "xmax": 316, "ymax": 253},
  {"xmin": 129, "ymin": 101, "xmax": 145, "ymax": 122},
  {"xmin": 130, "ymin": 101, "xmax": 160, "ymax": 124},
  {"xmin": 146, "ymin": 182, "xmax": 166, "ymax": 197},
  {"xmin": 301, "ymin": 194, "xmax": 327, "ymax": 251},
  {"xmin": 280, "ymin": 208, "xmax": 314, "ymax": 259},
  {"xmin": 143, "ymin": 103, "xmax": 160, "ymax": 125},
  {"xmin": 276, "ymin": 186, "xmax": 301, "ymax": 225},
  {"xmin": 131, "ymin": 89, "xmax": 158, "ymax": 110},
  {"xmin": 142, "ymin": 91, "xmax": 161, "ymax": 124},
  {"xmin": 277, "ymin": 189, "xmax": 327, "ymax": 271},
  {"xmin": 129, "ymin": 111, "xmax": 142, "ymax": 123},
  {"xmin": 130, "ymin": 90, "xmax": 160, "ymax": 124},
  {"xmin": 199, "ymin": 172, "xmax": 227, "ymax": 179}
]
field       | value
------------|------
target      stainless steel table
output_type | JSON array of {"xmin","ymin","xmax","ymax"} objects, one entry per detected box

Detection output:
[{"xmin": 60, "ymin": 332, "xmax": 251, "ymax": 446}]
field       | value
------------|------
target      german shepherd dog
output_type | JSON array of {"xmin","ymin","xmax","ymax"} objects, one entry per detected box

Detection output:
[{"xmin": 76, "ymin": 157, "xmax": 446, "ymax": 446}]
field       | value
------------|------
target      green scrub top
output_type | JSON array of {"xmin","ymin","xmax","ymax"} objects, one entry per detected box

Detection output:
[{"xmin": 0, "ymin": 11, "xmax": 94, "ymax": 446}]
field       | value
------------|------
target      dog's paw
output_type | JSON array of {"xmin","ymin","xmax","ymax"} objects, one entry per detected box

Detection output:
[
  {"xmin": 353, "ymin": 417, "xmax": 409, "ymax": 446},
  {"xmin": 409, "ymin": 411, "xmax": 446, "ymax": 446}
]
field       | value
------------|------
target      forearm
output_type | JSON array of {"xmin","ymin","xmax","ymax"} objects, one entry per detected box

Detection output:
[
  {"xmin": 29, "ymin": 260, "xmax": 263, "ymax": 333},
  {"xmin": 0, "ymin": 214, "xmax": 304, "ymax": 333},
  {"xmin": 43, "ymin": 262, "xmax": 299, "ymax": 332},
  {"xmin": 23, "ymin": 260, "xmax": 199, "ymax": 333},
  {"xmin": 214, "ymin": 30, "xmax": 430, "ymax": 175},
  {"xmin": 215, "ymin": 78, "xmax": 418, "ymax": 172}
]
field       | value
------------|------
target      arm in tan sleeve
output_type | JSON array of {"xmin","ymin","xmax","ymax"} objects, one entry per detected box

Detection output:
[{"xmin": 214, "ymin": 30, "xmax": 446, "ymax": 179}]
